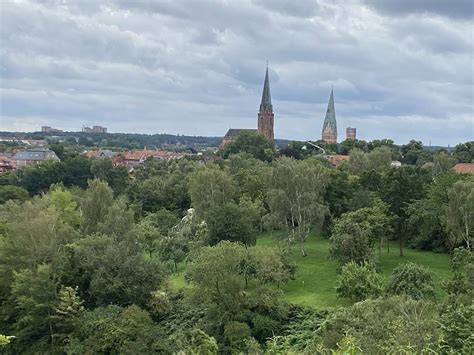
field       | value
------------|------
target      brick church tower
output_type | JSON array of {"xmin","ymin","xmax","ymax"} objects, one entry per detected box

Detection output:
[
  {"xmin": 321, "ymin": 88, "xmax": 337, "ymax": 144},
  {"xmin": 257, "ymin": 66, "xmax": 274, "ymax": 141}
]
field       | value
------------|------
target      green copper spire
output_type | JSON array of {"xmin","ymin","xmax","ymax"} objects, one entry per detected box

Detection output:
[
  {"xmin": 322, "ymin": 88, "xmax": 337, "ymax": 135},
  {"xmin": 260, "ymin": 66, "xmax": 272, "ymax": 110}
]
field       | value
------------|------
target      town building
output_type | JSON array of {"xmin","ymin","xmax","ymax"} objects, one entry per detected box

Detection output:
[
  {"xmin": 346, "ymin": 127, "xmax": 356, "ymax": 140},
  {"xmin": 453, "ymin": 163, "xmax": 474, "ymax": 175},
  {"xmin": 0, "ymin": 156, "xmax": 16, "ymax": 173},
  {"xmin": 112, "ymin": 148, "xmax": 187, "ymax": 168},
  {"xmin": 85, "ymin": 149, "xmax": 115, "ymax": 159},
  {"xmin": 391, "ymin": 160, "xmax": 402, "ymax": 168},
  {"xmin": 326, "ymin": 155, "xmax": 350, "ymax": 167},
  {"xmin": 82, "ymin": 125, "xmax": 107, "ymax": 133},
  {"xmin": 321, "ymin": 89, "xmax": 337, "ymax": 144},
  {"xmin": 10, "ymin": 148, "xmax": 60, "ymax": 168},
  {"xmin": 222, "ymin": 66, "xmax": 274, "ymax": 146},
  {"xmin": 221, "ymin": 129, "xmax": 256, "ymax": 148},
  {"xmin": 41, "ymin": 126, "xmax": 63, "ymax": 133}
]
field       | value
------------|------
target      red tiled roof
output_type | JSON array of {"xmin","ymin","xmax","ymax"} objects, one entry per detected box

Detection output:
[
  {"xmin": 327, "ymin": 155, "xmax": 350, "ymax": 167},
  {"xmin": 453, "ymin": 163, "xmax": 474, "ymax": 175}
]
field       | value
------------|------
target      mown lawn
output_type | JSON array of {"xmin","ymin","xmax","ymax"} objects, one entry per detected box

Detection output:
[
  {"xmin": 169, "ymin": 232, "xmax": 452, "ymax": 309},
  {"xmin": 258, "ymin": 232, "xmax": 452, "ymax": 308}
]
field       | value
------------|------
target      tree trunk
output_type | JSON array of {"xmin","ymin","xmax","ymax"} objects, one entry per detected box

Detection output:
[
  {"xmin": 300, "ymin": 237, "xmax": 306, "ymax": 257},
  {"xmin": 174, "ymin": 260, "xmax": 177, "ymax": 272},
  {"xmin": 399, "ymin": 220, "xmax": 404, "ymax": 257},
  {"xmin": 379, "ymin": 237, "xmax": 382, "ymax": 259},
  {"xmin": 399, "ymin": 235, "xmax": 404, "ymax": 257}
]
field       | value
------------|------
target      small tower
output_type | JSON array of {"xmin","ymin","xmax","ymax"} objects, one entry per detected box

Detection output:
[
  {"xmin": 257, "ymin": 66, "xmax": 274, "ymax": 141},
  {"xmin": 321, "ymin": 88, "xmax": 337, "ymax": 144}
]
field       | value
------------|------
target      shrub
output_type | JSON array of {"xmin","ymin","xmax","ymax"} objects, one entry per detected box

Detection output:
[
  {"xmin": 335, "ymin": 261, "xmax": 384, "ymax": 302},
  {"xmin": 385, "ymin": 262, "xmax": 435, "ymax": 300}
]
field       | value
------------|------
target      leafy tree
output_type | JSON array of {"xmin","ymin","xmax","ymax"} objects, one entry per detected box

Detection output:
[
  {"xmin": 48, "ymin": 143, "xmax": 66, "ymax": 160},
  {"xmin": 317, "ymin": 296, "xmax": 441, "ymax": 354},
  {"xmin": 439, "ymin": 248, "xmax": 474, "ymax": 352},
  {"xmin": 226, "ymin": 153, "xmax": 270, "ymax": 202},
  {"xmin": 380, "ymin": 165, "xmax": 430, "ymax": 256},
  {"xmin": 7, "ymin": 264, "xmax": 59, "ymax": 352},
  {"xmin": 59, "ymin": 234, "xmax": 167, "ymax": 308},
  {"xmin": 186, "ymin": 241, "xmax": 247, "ymax": 314},
  {"xmin": 452, "ymin": 141, "xmax": 474, "ymax": 163},
  {"xmin": 339, "ymin": 139, "xmax": 368, "ymax": 155},
  {"xmin": 329, "ymin": 223, "xmax": 373, "ymax": 266},
  {"xmin": 80, "ymin": 179, "xmax": 114, "ymax": 234},
  {"xmin": 324, "ymin": 169, "xmax": 360, "ymax": 221},
  {"xmin": 158, "ymin": 232, "xmax": 189, "ymax": 271},
  {"xmin": 188, "ymin": 166, "xmax": 236, "ymax": 219},
  {"xmin": 143, "ymin": 208, "xmax": 181, "ymax": 235},
  {"xmin": 367, "ymin": 139, "xmax": 397, "ymax": 152},
  {"xmin": 97, "ymin": 196, "xmax": 135, "ymax": 241},
  {"xmin": 135, "ymin": 219, "xmax": 162, "ymax": 258},
  {"xmin": 59, "ymin": 155, "xmax": 93, "ymax": 189},
  {"xmin": 445, "ymin": 180, "xmax": 474, "ymax": 250},
  {"xmin": 185, "ymin": 241, "xmax": 289, "ymax": 327},
  {"xmin": 90, "ymin": 158, "xmax": 129, "ymax": 195},
  {"xmin": 206, "ymin": 202, "xmax": 255, "ymax": 246},
  {"xmin": 48, "ymin": 185, "xmax": 82, "ymax": 227},
  {"xmin": 17, "ymin": 160, "xmax": 62, "ymax": 195},
  {"xmin": 400, "ymin": 140, "xmax": 424, "ymax": 165},
  {"xmin": 251, "ymin": 246, "xmax": 295, "ymax": 286},
  {"xmin": 385, "ymin": 262, "xmax": 435, "ymax": 300},
  {"xmin": 432, "ymin": 151, "xmax": 457, "ymax": 176},
  {"xmin": 267, "ymin": 157, "xmax": 328, "ymax": 256},
  {"xmin": 347, "ymin": 148, "xmax": 369, "ymax": 175},
  {"xmin": 279, "ymin": 144, "xmax": 303, "ymax": 160},
  {"xmin": 331, "ymin": 202, "xmax": 392, "ymax": 258},
  {"xmin": 172, "ymin": 329, "xmax": 218, "ymax": 355},
  {"xmin": 128, "ymin": 168, "xmax": 191, "ymax": 214},
  {"xmin": 0, "ymin": 185, "xmax": 29, "ymax": 204},
  {"xmin": 407, "ymin": 171, "xmax": 469, "ymax": 252},
  {"xmin": 368, "ymin": 146, "xmax": 392, "ymax": 171},
  {"xmin": 0, "ymin": 199, "xmax": 74, "ymax": 284},
  {"xmin": 224, "ymin": 321, "xmax": 252, "ymax": 353},
  {"xmin": 52, "ymin": 286, "xmax": 85, "ymax": 348},
  {"xmin": 66, "ymin": 305, "xmax": 166, "ymax": 354},
  {"xmin": 222, "ymin": 131, "xmax": 275, "ymax": 161},
  {"xmin": 335, "ymin": 261, "xmax": 383, "ymax": 302}
]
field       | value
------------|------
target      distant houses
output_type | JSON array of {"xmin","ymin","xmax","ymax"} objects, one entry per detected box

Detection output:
[
  {"xmin": 83, "ymin": 148, "xmax": 188, "ymax": 168},
  {"xmin": 10, "ymin": 148, "xmax": 60, "ymax": 168},
  {"xmin": 0, "ymin": 156, "xmax": 16, "ymax": 173},
  {"xmin": 453, "ymin": 163, "xmax": 474, "ymax": 175}
]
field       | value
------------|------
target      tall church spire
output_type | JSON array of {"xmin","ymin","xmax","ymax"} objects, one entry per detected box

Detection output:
[
  {"xmin": 258, "ymin": 65, "xmax": 274, "ymax": 141},
  {"xmin": 321, "ymin": 88, "xmax": 337, "ymax": 144},
  {"xmin": 260, "ymin": 65, "xmax": 272, "ymax": 110}
]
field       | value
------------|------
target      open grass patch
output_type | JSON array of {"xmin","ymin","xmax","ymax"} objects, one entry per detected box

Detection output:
[
  {"xmin": 168, "ymin": 232, "xmax": 452, "ymax": 309},
  {"xmin": 257, "ymin": 232, "xmax": 452, "ymax": 308}
]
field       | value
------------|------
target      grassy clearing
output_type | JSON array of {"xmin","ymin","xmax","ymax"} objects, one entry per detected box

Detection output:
[
  {"xmin": 168, "ymin": 232, "xmax": 452, "ymax": 309},
  {"xmin": 258, "ymin": 232, "xmax": 452, "ymax": 308}
]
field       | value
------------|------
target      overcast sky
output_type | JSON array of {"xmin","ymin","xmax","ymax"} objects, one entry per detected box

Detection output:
[{"xmin": 1, "ymin": 0, "xmax": 473, "ymax": 145}]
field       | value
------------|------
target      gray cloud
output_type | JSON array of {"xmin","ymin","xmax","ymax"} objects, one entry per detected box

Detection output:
[
  {"xmin": 0, "ymin": 0, "xmax": 472, "ymax": 146},
  {"xmin": 363, "ymin": 0, "xmax": 473, "ymax": 20}
]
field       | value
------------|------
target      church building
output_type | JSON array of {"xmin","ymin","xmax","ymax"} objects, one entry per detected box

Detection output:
[
  {"xmin": 321, "ymin": 88, "xmax": 337, "ymax": 144},
  {"xmin": 257, "ymin": 66, "xmax": 274, "ymax": 141},
  {"xmin": 221, "ymin": 66, "xmax": 275, "ymax": 146}
]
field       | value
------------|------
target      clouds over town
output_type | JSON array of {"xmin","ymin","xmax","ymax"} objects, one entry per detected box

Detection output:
[{"xmin": 1, "ymin": 0, "xmax": 472, "ymax": 145}]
